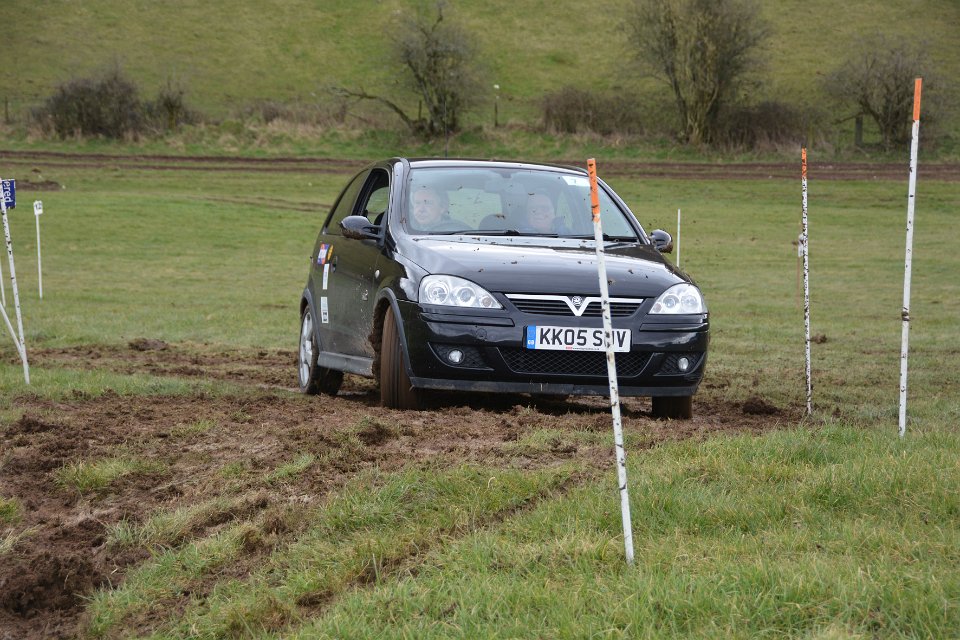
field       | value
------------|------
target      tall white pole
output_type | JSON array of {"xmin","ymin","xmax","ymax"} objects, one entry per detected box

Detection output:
[
  {"xmin": 899, "ymin": 78, "xmax": 922, "ymax": 438},
  {"xmin": 676, "ymin": 208, "xmax": 681, "ymax": 268},
  {"xmin": 0, "ymin": 182, "xmax": 29, "ymax": 384},
  {"xmin": 34, "ymin": 201, "xmax": 43, "ymax": 299},
  {"xmin": 801, "ymin": 149, "xmax": 812, "ymax": 415},
  {"xmin": 587, "ymin": 158, "xmax": 634, "ymax": 565},
  {"xmin": 0, "ymin": 231, "xmax": 5, "ymax": 307}
]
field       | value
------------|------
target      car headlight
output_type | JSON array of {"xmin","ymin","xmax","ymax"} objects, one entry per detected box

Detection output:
[
  {"xmin": 419, "ymin": 275, "xmax": 503, "ymax": 309},
  {"xmin": 650, "ymin": 283, "xmax": 706, "ymax": 314}
]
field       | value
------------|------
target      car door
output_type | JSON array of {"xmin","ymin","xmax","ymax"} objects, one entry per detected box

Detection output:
[{"xmin": 317, "ymin": 168, "xmax": 390, "ymax": 357}]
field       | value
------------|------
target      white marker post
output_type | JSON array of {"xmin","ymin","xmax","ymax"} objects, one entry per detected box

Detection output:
[
  {"xmin": 676, "ymin": 208, "xmax": 681, "ymax": 268},
  {"xmin": 0, "ymin": 228, "xmax": 5, "ymax": 307},
  {"xmin": 33, "ymin": 201, "xmax": 43, "ymax": 299},
  {"xmin": 801, "ymin": 149, "xmax": 812, "ymax": 416},
  {"xmin": 1, "ymin": 178, "xmax": 29, "ymax": 383},
  {"xmin": 899, "ymin": 78, "xmax": 923, "ymax": 438},
  {"xmin": 587, "ymin": 158, "xmax": 635, "ymax": 565}
]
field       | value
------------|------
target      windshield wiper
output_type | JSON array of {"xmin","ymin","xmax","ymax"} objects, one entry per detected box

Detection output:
[
  {"xmin": 568, "ymin": 233, "xmax": 638, "ymax": 242},
  {"xmin": 468, "ymin": 229, "xmax": 524, "ymax": 236}
]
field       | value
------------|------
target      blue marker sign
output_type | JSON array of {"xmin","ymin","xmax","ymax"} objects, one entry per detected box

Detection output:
[{"xmin": 1, "ymin": 179, "xmax": 14, "ymax": 209}]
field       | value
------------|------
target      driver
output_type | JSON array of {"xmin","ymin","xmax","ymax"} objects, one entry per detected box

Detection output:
[
  {"xmin": 411, "ymin": 187, "xmax": 452, "ymax": 230},
  {"xmin": 525, "ymin": 192, "xmax": 557, "ymax": 233}
]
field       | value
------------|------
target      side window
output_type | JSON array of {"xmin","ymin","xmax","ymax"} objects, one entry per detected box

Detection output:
[
  {"xmin": 356, "ymin": 169, "xmax": 390, "ymax": 225},
  {"xmin": 323, "ymin": 170, "xmax": 370, "ymax": 235}
]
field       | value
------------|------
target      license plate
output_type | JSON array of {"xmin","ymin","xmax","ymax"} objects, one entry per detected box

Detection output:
[{"xmin": 525, "ymin": 326, "xmax": 631, "ymax": 352}]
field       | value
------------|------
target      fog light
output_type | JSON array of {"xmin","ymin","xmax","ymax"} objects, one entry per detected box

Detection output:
[
  {"xmin": 447, "ymin": 349, "xmax": 464, "ymax": 365},
  {"xmin": 677, "ymin": 357, "xmax": 690, "ymax": 372}
]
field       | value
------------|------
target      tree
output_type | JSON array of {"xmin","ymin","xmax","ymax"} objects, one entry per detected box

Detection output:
[
  {"xmin": 624, "ymin": 0, "xmax": 768, "ymax": 146},
  {"xmin": 824, "ymin": 35, "xmax": 931, "ymax": 149},
  {"xmin": 337, "ymin": 2, "xmax": 484, "ymax": 138}
]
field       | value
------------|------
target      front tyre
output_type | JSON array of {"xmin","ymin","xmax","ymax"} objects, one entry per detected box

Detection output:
[
  {"xmin": 380, "ymin": 310, "xmax": 422, "ymax": 410},
  {"xmin": 298, "ymin": 306, "xmax": 343, "ymax": 396},
  {"xmin": 652, "ymin": 395, "xmax": 693, "ymax": 420}
]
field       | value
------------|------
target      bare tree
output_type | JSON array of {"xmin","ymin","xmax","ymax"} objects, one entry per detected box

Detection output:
[
  {"xmin": 625, "ymin": 0, "xmax": 768, "ymax": 146},
  {"xmin": 337, "ymin": 2, "xmax": 484, "ymax": 138},
  {"xmin": 824, "ymin": 35, "xmax": 932, "ymax": 149}
]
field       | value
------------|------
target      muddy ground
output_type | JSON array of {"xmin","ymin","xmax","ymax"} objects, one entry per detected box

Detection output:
[{"xmin": 1, "ymin": 341, "xmax": 792, "ymax": 639}]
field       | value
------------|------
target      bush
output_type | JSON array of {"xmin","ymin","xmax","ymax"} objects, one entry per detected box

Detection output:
[
  {"xmin": 715, "ymin": 100, "xmax": 807, "ymax": 150},
  {"xmin": 36, "ymin": 67, "xmax": 144, "ymax": 139},
  {"xmin": 540, "ymin": 86, "xmax": 643, "ymax": 135},
  {"xmin": 145, "ymin": 79, "xmax": 197, "ymax": 132},
  {"xmin": 823, "ymin": 34, "xmax": 938, "ymax": 150},
  {"xmin": 624, "ymin": 0, "xmax": 769, "ymax": 146}
]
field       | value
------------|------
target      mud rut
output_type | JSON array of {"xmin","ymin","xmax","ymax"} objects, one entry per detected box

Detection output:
[
  {"xmin": 3, "ymin": 151, "xmax": 951, "ymax": 638},
  {"xmin": 1, "ymin": 340, "xmax": 790, "ymax": 639}
]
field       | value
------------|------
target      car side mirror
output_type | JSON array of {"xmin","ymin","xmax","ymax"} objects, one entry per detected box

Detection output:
[
  {"xmin": 650, "ymin": 229, "xmax": 673, "ymax": 253},
  {"xmin": 340, "ymin": 215, "xmax": 380, "ymax": 240}
]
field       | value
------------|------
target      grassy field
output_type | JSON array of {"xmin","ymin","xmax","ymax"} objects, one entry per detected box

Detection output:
[
  {"xmin": 1, "ymin": 153, "xmax": 959, "ymax": 636},
  {"xmin": 4, "ymin": 0, "xmax": 960, "ymax": 150}
]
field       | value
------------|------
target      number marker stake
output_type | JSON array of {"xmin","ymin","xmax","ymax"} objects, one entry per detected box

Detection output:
[
  {"xmin": 899, "ymin": 78, "xmax": 922, "ymax": 438},
  {"xmin": 587, "ymin": 158, "xmax": 634, "ymax": 565},
  {"xmin": 0, "ymin": 180, "xmax": 29, "ymax": 383}
]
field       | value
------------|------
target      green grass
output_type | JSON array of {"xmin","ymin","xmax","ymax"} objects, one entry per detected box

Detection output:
[
  {"xmin": 0, "ymin": 496, "xmax": 22, "ymax": 524},
  {"xmin": 1, "ymin": 151, "xmax": 958, "ymax": 636},
  {"xmin": 296, "ymin": 427, "xmax": 960, "ymax": 639},
  {"xmin": 3, "ymin": 0, "xmax": 960, "ymax": 150},
  {"xmin": 88, "ymin": 465, "xmax": 571, "ymax": 638},
  {"xmin": 55, "ymin": 456, "xmax": 165, "ymax": 493}
]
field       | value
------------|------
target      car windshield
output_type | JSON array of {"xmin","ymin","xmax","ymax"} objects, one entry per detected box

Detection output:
[{"xmin": 402, "ymin": 167, "xmax": 643, "ymax": 240}]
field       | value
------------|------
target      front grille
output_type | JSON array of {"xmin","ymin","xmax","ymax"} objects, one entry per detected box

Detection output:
[
  {"xmin": 507, "ymin": 294, "xmax": 643, "ymax": 318},
  {"xmin": 501, "ymin": 348, "xmax": 650, "ymax": 377}
]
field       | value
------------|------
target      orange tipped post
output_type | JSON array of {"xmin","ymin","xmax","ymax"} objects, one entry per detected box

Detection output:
[
  {"xmin": 587, "ymin": 158, "xmax": 601, "ymax": 222},
  {"xmin": 586, "ymin": 157, "xmax": 634, "ymax": 565},
  {"xmin": 899, "ymin": 77, "xmax": 922, "ymax": 437}
]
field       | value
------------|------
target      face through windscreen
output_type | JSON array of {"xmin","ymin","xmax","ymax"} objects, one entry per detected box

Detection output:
[
  {"xmin": 525, "ymin": 193, "xmax": 556, "ymax": 233},
  {"xmin": 411, "ymin": 188, "xmax": 449, "ymax": 229}
]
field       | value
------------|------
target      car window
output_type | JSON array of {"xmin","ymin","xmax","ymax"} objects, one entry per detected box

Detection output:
[
  {"xmin": 357, "ymin": 169, "xmax": 390, "ymax": 225},
  {"xmin": 323, "ymin": 169, "xmax": 370, "ymax": 235},
  {"xmin": 403, "ymin": 167, "xmax": 641, "ymax": 240}
]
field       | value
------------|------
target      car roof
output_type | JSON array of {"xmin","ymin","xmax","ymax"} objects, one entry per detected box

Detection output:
[{"xmin": 400, "ymin": 158, "xmax": 587, "ymax": 175}]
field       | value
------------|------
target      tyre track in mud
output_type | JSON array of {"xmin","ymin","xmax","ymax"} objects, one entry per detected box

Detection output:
[{"xmin": 2, "ymin": 341, "xmax": 789, "ymax": 639}]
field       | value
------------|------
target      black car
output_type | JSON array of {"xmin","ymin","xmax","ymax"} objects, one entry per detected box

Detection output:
[{"xmin": 298, "ymin": 158, "xmax": 708, "ymax": 418}]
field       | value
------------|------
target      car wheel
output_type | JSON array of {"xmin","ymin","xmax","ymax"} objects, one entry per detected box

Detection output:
[
  {"xmin": 298, "ymin": 306, "xmax": 343, "ymax": 396},
  {"xmin": 652, "ymin": 395, "xmax": 693, "ymax": 420},
  {"xmin": 380, "ymin": 310, "xmax": 421, "ymax": 410}
]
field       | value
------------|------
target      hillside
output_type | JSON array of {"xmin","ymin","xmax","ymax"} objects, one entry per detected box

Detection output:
[{"xmin": 5, "ymin": 0, "xmax": 959, "ymax": 142}]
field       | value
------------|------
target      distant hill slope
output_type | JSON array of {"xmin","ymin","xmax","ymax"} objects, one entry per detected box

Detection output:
[{"xmin": 6, "ymin": 0, "xmax": 959, "ymax": 132}]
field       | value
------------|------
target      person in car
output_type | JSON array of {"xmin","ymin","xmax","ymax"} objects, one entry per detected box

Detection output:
[
  {"xmin": 525, "ymin": 192, "xmax": 557, "ymax": 233},
  {"xmin": 411, "ymin": 187, "xmax": 453, "ymax": 230}
]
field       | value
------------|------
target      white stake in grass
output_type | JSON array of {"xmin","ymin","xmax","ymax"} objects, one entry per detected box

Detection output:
[
  {"xmin": 0, "ymin": 178, "xmax": 29, "ymax": 383},
  {"xmin": 676, "ymin": 208, "xmax": 681, "ymax": 268},
  {"xmin": 899, "ymin": 78, "xmax": 923, "ymax": 438},
  {"xmin": 587, "ymin": 158, "xmax": 635, "ymax": 565},
  {"xmin": 801, "ymin": 148, "xmax": 812, "ymax": 415},
  {"xmin": 34, "ymin": 201, "xmax": 43, "ymax": 299}
]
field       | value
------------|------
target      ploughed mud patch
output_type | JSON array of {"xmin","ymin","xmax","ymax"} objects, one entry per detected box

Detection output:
[{"xmin": 1, "ymin": 342, "xmax": 797, "ymax": 639}]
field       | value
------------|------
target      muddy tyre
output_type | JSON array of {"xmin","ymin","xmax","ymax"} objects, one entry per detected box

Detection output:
[
  {"xmin": 298, "ymin": 306, "xmax": 343, "ymax": 396},
  {"xmin": 652, "ymin": 395, "xmax": 693, "ymax": 420},
  {"xmin": 380, "ymin": 310, "xmax": 421, "ymax": 410}
]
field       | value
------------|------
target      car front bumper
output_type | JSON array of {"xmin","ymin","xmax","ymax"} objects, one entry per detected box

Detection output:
[{"xmin": 397, "ymin": 300, "xmax": 709, "ymax": 397}]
